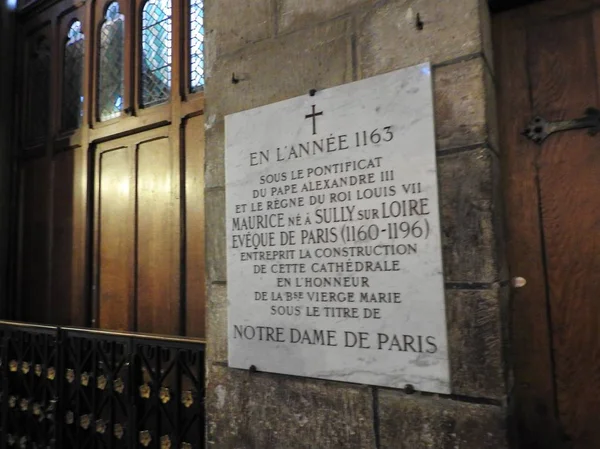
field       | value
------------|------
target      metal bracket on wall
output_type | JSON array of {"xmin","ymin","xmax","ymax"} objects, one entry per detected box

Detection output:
[{"xmin": 522, "ymin": 107, "xmax": 600, "ymax": 144}]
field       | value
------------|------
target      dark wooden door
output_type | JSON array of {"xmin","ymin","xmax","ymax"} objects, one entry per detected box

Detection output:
[{"xmin": 495, "ymin": 1, "xmax": 600, "ymax": 448}]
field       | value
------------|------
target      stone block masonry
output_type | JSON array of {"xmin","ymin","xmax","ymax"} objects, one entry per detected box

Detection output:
[{"xmin": 204, "ymin": 0, "xmax": 508, "ymax": 447}]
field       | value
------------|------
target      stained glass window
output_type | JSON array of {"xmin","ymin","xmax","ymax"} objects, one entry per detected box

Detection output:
[
  {"xmin": 141, "ymin": 0, "xmax": 172, "ymax": 107},
  {"xmin": 62, "ymin": 20, "xmax": 85, "ymax": 130},
  {"xmin": 190, "ymin": 0, "xmax": 204, "ymax": 92},
  {"xmin": 98, "ymin": 2, "xmax": 125, "ymax": 121},
  {"xmin": 26, "ymin": 36, "xmax": 51, "ymax": 141}
]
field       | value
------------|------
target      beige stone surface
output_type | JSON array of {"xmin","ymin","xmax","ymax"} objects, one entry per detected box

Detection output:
[
  {"xmin": 491, "ymin": 143, "xmax": 509, "ymax": 281},
  {"xmin": 205, "ymin": 187, "xmax": 227, "ymax": 283},
  {"xmin": 378, "ymin": 391, "xmax": 508, "ymax": 449},
  {"xmin": 485, "ymin": 58, "xmax": 500, "ymax": 151},
  {"xmin": 277, "ymin": 0, "xmax": 373, "ymax": 34},
  {"xmin": 434, "ymin": 57, "xmax": 488, "ymax": 150},
  {"xmin": 206, "ymin": 283, "xmax": 228, "ymax": 363},
  {"xmin": 205, "ymin": 119, "xmax": 225, "ymax": 189},
  {"xmin": 206, "ymin": 366, "xmax": 377, "ymax": 449},
  {"xmin": 479, "ymin": 0, "xmax": 495, "ymax": 74},
  {"xmin": 357, "ymin": 0, "xmax": 483, "ymax": 78},
  {"xmin": 204, "ymin": 0, "xmax": 273, "ymax": 58},
  {"xmin": 438, "ymin": 147, "xmax": 500, "ymax": 283},
  {"xmin": 203, "ymin": 0, "xmax": 510, "ymax": 445},
  {"xmin": 447, "ymin": 288, "xmax": 506, "ymax": 398},
  {"xmin": 204, "ymin": 19, "xmax": 352, "ymax": 121}
]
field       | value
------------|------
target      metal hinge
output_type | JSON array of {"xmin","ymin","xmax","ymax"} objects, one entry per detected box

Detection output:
[{"xmin": 522, "ymin": 107, "xmax": 600, "ymax": 144}]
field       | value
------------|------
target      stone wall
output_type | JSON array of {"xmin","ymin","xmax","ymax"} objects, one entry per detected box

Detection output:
[
  {"xmin": 203, "ymin": 0, "xmax": 509, "ymax": 447},
  {"xmin": 0, "ymin": 5, "xmax": 15, "ymax": 313}
]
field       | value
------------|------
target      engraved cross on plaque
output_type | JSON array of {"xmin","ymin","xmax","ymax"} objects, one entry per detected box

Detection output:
[{"xmin": 305, "ymin": 105, "xmax": 323, "ymax": 135}]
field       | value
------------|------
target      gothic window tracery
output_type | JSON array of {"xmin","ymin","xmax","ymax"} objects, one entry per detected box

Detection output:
[
  {"xmin": 98, "ymin": 2, "xmax": 125, "ymax": 121},
  {"xmin": 141, "ymin": 0, "xmax": 172, "ymax": 107},
  {"xmin": 62, "ymin": 20, "xmax": 85, "ymax": 130},
  {"xmin": 190, "ymin": 0, "xmax": 204, "ymax": 92}
]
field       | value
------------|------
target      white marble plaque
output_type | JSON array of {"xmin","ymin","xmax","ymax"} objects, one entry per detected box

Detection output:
[{"xmin": 225, "ymin": 63, "xmax": 450, "ymax": 394}]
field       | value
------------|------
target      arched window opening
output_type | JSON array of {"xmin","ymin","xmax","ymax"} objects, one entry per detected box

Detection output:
[
  {"xmin": 190, "ymin": 0, "xmax": 204, "ymax": 92},
  {"xmin": 141, "ymin": 0, "xmax": 172, "ymax": 107},
  {"xmin": 98, "ymin": 2, "xmax": 125, "ymax": 122},
  {"xmin": 62, "ymin": 20, "xmax": 85, "ymax": 130}
]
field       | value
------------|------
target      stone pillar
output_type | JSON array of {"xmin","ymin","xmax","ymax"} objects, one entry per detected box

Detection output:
[{"xmin": 203, "ymin": 0, "xmax": 508, "ymax": 447}]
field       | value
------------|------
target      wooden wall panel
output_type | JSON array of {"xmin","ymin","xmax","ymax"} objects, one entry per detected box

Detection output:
[
  {"xmin": 70, "ymin": 140, "xmax": 89, "ymax": 327},
  {"xmin": 97, "ymin": 146, "xmax": 135, "ymax": 331},
  {"xmin": 19, "ymin": 158, "xmax": 51, "ymax": 323},
  {"xmin": 185, "ymin": 115, "xmax": 206, "ymax": 338},
  {"xmin": 0, "ymin": 3, "xmax": 15, "ymax": 317},
  {"xmin": 136, "ymin": 135, "xmax": 180, "ymax": 335},
  {"xmin": 23, "ymin": 26, "xmax": 51, "ymax": 150},
  {"xmin": 51, "ymin": 149, "xmax": 75, "ymax": 325},
  {"xmin": 13, "ymin": 0, "xmax": 206, "ymax": 338}
]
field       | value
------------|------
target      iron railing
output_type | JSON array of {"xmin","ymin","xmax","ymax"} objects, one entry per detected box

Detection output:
[{"xmin": 0, "ymin": 321, "xmax": 206, "ymax": 449}]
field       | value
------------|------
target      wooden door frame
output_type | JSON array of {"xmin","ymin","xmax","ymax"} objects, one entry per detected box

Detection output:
[{"xmin": 494, "ymin": 0, "xmax": 600, "ymax": 447}]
